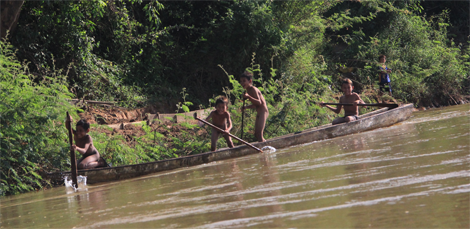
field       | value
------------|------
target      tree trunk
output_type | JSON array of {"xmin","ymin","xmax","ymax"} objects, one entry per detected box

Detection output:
[{"xmin": 1, "ymin": 0, "xmax": 24, "ymax": 39}]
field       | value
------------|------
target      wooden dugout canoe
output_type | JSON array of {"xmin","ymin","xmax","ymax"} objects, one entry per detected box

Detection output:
[{"xmin": 46, "ymin": 103, "xmax": 414, "ymax": 184}]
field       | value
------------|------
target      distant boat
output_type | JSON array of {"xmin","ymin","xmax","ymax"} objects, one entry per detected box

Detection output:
[{"xmin": 46, "ymin": 104, "xmax": 414, "ymax": 184}]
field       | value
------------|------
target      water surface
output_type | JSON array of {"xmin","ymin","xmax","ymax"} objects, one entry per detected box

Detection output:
[{"xmin": 1, "ymin": 104, "xmax": 469, "ymax": 228}]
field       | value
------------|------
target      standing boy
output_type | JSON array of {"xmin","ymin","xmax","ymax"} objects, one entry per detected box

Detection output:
[
  {"xmin": 240, "ymin": 71, "xmax": 269, "ymax": 142},
  {"xmin": 202, "ymin": 96, "xmax": 234, "ymax": 151},
  {"xmin": 378, "ymin": 54, "xmax": 393, "ymax": 96},
  {"xmin": 320, "ymin": 78, "xmax": 365, "ymax": 125}
]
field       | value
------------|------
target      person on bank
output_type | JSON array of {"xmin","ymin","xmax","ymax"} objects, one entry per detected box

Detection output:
[
  {"xmin": 378, "ymin": 54, "xmax": 393, "ymax": 96},
  {"xmin": 66, "ymin": 114, "xmax": 102, "ymax": 169},
  {"xmin": 201, "ymin": 96, "xmax": 234, "ymax": 151},
  {"xmin": 320, "ymin": 78, "xmax": 365, "ymax": 125},
  {"xmin": 240, "ymin": 71, "xmax": 269, "ymax": 142}
]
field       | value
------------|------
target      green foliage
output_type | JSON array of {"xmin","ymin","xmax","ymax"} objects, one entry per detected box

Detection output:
[
  {"xmin": 354, "ymin": 10, "xmax": 469, "ymax": 106},
  {"xmin": 91, "ymin": 125, "xmax": 148, "ymax": 166},
  {"xmin": 91, "ymin": 119, "xmax": 211, "ymax": 166},
  {"xmin": 13, "ymin": 0, "xmax": 325, "ymax": 106},
  {"xmin": 0, "ymin": 40, "xmax": 74, "ymax": 196},
  {"xmin": 175, "ymin": 88, "xmax": 193, "ymax": 113},
  {"xmin": 2, "ymin": 0, "xmax": 469, "ymax": 196},
  {"xmin": 219, "ymin": 56, "xmax": 333, "ymax": 142},
  {"xmin": 9, "ymin": 0, "xmax": 469, "ymax": 109},
  {"xmin": 13, "ymin": 0, "xmax": 161, "ymax": 107}
]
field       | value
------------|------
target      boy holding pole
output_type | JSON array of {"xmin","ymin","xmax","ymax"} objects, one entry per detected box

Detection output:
[
  {"xmin": 320, "ymin": 78, "xmax": 365, "ymax": 125},
  {"xmin": 200, "ymin": 96, "xmax": 234, "ymax": 151}
]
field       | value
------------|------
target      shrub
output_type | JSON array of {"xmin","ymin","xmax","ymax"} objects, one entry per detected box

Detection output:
[
  {"xmin": 0, "ymin": 40, "xmax": 75, "ymax": 196},
  {"xmin": 354, "ymin": 11, "xmax": 469, "ymax": 106}
]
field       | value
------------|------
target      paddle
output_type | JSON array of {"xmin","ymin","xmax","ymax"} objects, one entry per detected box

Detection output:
[
  {"xmin": 66, "ymin": 112, "xmax": 78, "ymax": 188},
  {"xmin": 241, "ymin": 98, "xmax": 246, "ymax": 140},
  {"xmin": 193, "ymin": 113, "xmax": 263, "ymax": 153},
  {"xmin": 320, "ymin": 103, "xmax": 399, "ymax": 108}
]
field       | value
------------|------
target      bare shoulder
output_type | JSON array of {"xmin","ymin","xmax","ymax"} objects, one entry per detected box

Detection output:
[
  {"xmin": 247, "ymin": 86, "xmax": 257, "ymax": 93},
  {"xmin": 86, "ymin": 134, "xmax": 93, "ymax": 142},
  {"xmin": 207, "ymin": 110, "xmax": 216, "ymax": 117},
  {"xmin": 352, "ymin": 92, "xmax": 362, "ymax": 99},
  {"xmin": 253, "ymin": 86, "xmax": 262, "ymax": 94},
  {"xmin": 339, "ymin": 95, "xmax": 346, "ymax": 102}
]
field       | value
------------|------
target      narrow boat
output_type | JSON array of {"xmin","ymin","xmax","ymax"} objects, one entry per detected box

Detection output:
[{"xmin": 46, "ymin": 103, "xmax": 414, "ymax": 184}]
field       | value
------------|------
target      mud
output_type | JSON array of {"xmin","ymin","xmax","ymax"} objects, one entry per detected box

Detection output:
[
  {"xmin": 84, "ymin": 106, "xmax": 210, "ymax": 147},
  {"xmin": 78, "ymin": 105, "xmax": 147, "ymax": 125}
]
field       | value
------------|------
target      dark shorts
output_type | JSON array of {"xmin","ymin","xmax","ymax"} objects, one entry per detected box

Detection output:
[
  {"xmin": 379, "ymin": 82, "xmax": 392, "ymax": 93},
  {"xmin": 343, "ymin": 115, "xmax": 359, "ymax": 121},
  {"xmin": 81, "ymin": 150, "xmax": 98, "ymax": 158}
]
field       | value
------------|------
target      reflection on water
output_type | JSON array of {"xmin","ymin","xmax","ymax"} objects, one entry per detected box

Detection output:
[{"xmin": 1, "ymin": 104, "xmax": 469, "ymax": 228}]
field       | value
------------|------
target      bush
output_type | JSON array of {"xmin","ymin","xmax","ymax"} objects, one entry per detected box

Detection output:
[
  {"xmin": 0, "ymin": 40, "xmax": 75, "ymax": 196},
  {"xmin": 352, "ymin": 11, "xmax": 469, "ymax": 106}
]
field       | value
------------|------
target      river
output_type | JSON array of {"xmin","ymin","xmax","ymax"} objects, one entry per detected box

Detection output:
[{"xmin": 1, "ymin": 104, "xmax": 469, "ymax": 228}]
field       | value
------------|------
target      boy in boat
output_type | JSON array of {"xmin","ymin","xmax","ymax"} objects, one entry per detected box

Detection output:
[
  {"xmin": 201, "ymin": 96, "xmax": 234, "ymax": 151},
  {"xmin": 240, "ymin": 71, "xmax": 269, "ymax": 142},
  {"xmin": 320, "ymin": 78, "xmax": 365, "ymax": 125},
  {"xmin": 378, "ymin": 54, "xmax": 393, "ymax": 96},
  {"xmin": 66, "ymin": 114, "xmax": 103, "ymax": 169}
]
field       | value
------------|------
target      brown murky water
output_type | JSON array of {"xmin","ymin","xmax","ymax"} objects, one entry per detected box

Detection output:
[{"xmin": 1, "ymin": 104, "xmax": 469, "ymax": 228}]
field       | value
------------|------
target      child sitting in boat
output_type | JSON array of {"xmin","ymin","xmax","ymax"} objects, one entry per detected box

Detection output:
[
  {"xmin": 66, "ymin": 114, "xmax": 105, "ymax": 169},
  {"xmin": 200, "ymin": 96, "xmax": 234, "ymax": 151},
  {"xmin": 320, "ymin": 78, "xmax": 365, "ymax": 125}
]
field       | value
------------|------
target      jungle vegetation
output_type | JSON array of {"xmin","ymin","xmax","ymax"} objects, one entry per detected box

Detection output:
[{"xmin": 1, "ymin": 0, "xmax": 468, "ymax": 196}]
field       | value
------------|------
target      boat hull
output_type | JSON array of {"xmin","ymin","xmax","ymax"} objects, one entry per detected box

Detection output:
[{"xmin": 46, "ymin": 104, "xmax": 414, "ymax": 184}]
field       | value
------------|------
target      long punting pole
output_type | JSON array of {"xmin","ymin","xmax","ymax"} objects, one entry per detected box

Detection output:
[
  {"xmin": 194, "ymin": 113, "xmax": 263, "ymax": 153},
  {"xmin": 321, "ymin": 103, "xmax": 398, "ymax": 108},
  {"xmin": 241, "ymin": 99, "xmax": 246, "ymax": 140},
  {"xmin": 66, "ymin": 112, "xmax": 78, "ymax": 188}
]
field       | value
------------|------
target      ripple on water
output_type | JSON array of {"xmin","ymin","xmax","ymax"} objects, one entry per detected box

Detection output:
[
  {"xmin": 3, "ymin": 105, "xmax": 469, "ymax": 229},
  {"xmin": 402, "ymin": 109, "xmax": 470, "ymax": 125}
]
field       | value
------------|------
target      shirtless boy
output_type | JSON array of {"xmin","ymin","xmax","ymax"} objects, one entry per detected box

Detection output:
[
  {"xmin": 240, "ymin": 71, "xmax": 269, "ymax": 142},
  {"xmin": 321, "ymin": 78, "xmax": 365, "ymax": 125},
  {"xmin": 203, "ymin": 96, "xmax": 234, "ymax": 151},
  {"xmin": 66, "ymin": 114, "xmax": 101, "ymax": 169}
]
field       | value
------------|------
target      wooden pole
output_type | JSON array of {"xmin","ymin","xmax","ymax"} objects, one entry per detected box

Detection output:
[
  {"xmin": 66, "ymin": 112, "xmax": 78, "ymax": 188},
  {"xmin": 241, "ymin": 99, "xmax": 246, "ymax": 140},
  {"xmin": 321, "ymin": 103, "xmax": 398, "ymax": 108},
  {"xmin": 194, "ymin": 113, "xmax": 263, "ymax": 153}
]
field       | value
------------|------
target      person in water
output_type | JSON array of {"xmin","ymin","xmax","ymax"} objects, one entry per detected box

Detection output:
[
  {"xmin": 201, "ymin": 96, "xmax": 234, "ymax": 151},
  {"xmin": 320, "ymin": 78, "xmax": 365, "ymax": 125},
  {"xmin": 378, "ymin": 54, "xmax": 393, "ymax": 96},
  {"xmin": 66, "ymin": 114, "xmax": 102, "ymax": 169},
  {"xmin": 240, "ymin": 71, "xmax": 269, "ymax": 142}
]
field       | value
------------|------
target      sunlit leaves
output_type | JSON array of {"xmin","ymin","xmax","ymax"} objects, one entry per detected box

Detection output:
[{"xmin": 0, "ymin": 40, "xmax": 74, "ymax": 196}]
